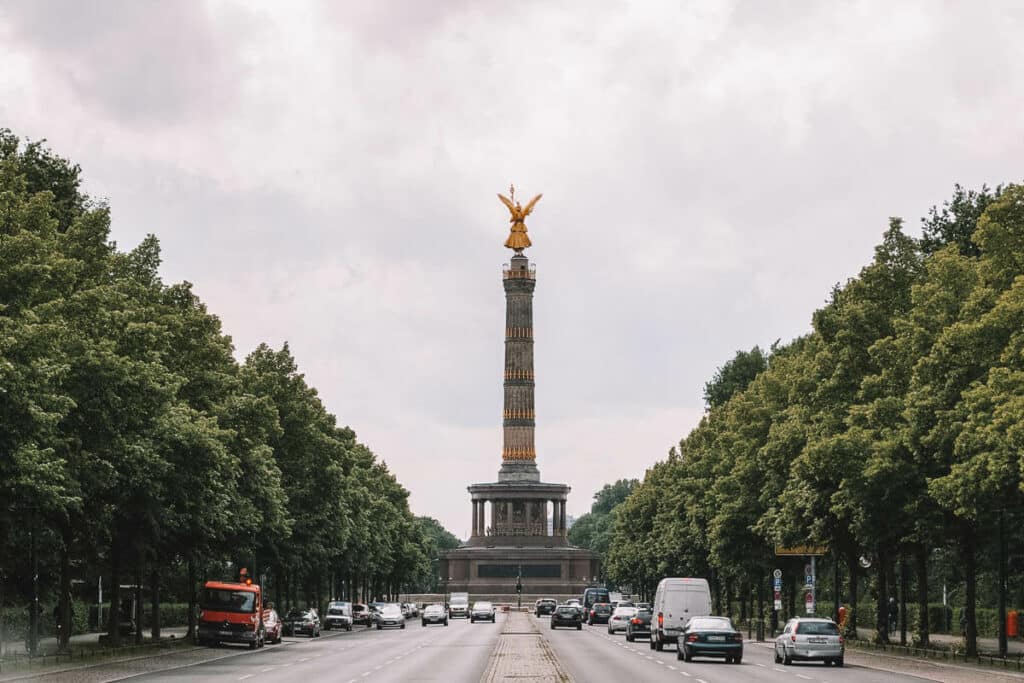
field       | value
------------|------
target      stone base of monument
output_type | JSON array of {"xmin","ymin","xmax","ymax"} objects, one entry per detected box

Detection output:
[{"xmin": 498, "ymin": 461, "xmax": 540, "ymax": 482}]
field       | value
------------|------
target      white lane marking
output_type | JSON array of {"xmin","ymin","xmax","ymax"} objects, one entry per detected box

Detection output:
[
  {"xmin": 655, "ymin": 659, "xmax": 664, "ymax": 664},
  {"xmin": 754, "ymin": 662, "xmax": 765, "ymax": 667},
  {"xmin": 696, "ymin": 679, "xmax": 707, "ymax": 683},
  {"xmin": 796, "ymin": 676, "xmax": 812, "ymax": 681},
  {"xmin": 646, "ymin": 656, "xmax": 654, "ymax": 660},
  {"xmin": 238, "ymin": 676, "xmax": 253, "ymax": 681},
  {"xmin": 261, "ymin": 667, "xmax": 275, "ymax": 672},
  {"xmin": 773, "ymin": 667, "xmax": 786, "ymax": 672},
  {"xmin": 667, "ymin": 665, "xmax": 677, "ymax": 670},
  {"xmin": 680, "ymin": 673, "xmax": 691, "ymax": 678},
  {"xmin": 298, "ymin": 657, "xmax": 308, "ymax": 662}
]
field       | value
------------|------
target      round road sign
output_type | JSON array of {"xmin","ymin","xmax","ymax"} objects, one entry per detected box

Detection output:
[{"xmin": 773, "ymin": 569, "xmax": 782, "ymax": 579}]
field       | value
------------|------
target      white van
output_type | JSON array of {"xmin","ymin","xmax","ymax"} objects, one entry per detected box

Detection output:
[{"xmin": 650, "ymin": 578, "xmax": 712, "ymax": 651}]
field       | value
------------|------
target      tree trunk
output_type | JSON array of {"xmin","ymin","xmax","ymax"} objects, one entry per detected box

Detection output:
[
  {"xmin": 833, "ymin": 551, "xmax": 842, "ymax": 624},
  {"xmin": 150, "ymin": 565, "xmax": 161, "ymax": 640},
  {"xmin": 899, "ymin": 553, "xmax": 908, "ymax": 645},
  {"xmin": 846, "ymin": 549, "xmax": 859, "ymax": 639},
  {"xmin": 875, "ymin": 546, "xmax": 889, "ymax": 643},
  {"xmin": 108, "ymin": 538, "xmax": 122, "ymax": 647},
  {"xmin": 134, "ymin": 554, "xmax": 144, "ymax": 645},
  {"xmin": 915, "ymin": 543, "xmax": 929, "ymax": 647},
  {"xmin": 59, "ymin": 527, "xmax": 72, "ymax": 652},
  {"xmin": 964, "ymin": 530, "xmax": 978, "ymax": 658},
  {"xmin": 186, "ymin": 556, "xmax": 196, "ymax": 640}
]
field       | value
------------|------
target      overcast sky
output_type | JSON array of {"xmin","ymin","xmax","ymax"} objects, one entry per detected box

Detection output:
[{"xmin": 2, "ymin": 0, "xmax": 1023, "ymax": 539}]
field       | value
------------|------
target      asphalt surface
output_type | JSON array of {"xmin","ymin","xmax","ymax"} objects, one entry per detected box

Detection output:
[
  {"xmin": 19, "ymin": 614, "xmax": 1024, "ymax": 682},
  {"xmin": 121, "ymin": 615, "xmax": 501, "ymax": 683},
  {"xmin": 540, "ymin": 616, "xmax": 989, "ymax": 683}
]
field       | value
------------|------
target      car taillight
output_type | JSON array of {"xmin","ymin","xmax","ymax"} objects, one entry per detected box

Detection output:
[
  {"xmin": 732, "ymin": 633, "xmax": 743, "ymax": 642},
  {"xmin": 791, "ymin": 634, "xmax": 797, "ymax": 642},
  {"xmin": 631, "ymin": 618, "xmax": 640, "ymax": 624},
  {"xmin": 658, "ymin": 612, "xmax": 664, "ymax": 627},
  {"xmin": 687, "ymin": 634, "xmax": 699, "ymax": 642},
  {"xmin": 590, "ymin": 610, "xmax": 595, "ymax": 617},
  {"xmin": 839, "ymin": 636, "xmax": 844, "ymax": 644}
]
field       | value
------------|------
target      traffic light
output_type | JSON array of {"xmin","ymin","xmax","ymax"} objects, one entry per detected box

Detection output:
[{"xmin": 516, "ymin": 579, "xmax": 522, "ymax": 594}]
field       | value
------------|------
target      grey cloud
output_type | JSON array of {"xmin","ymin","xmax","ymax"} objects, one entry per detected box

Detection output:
[{"xmin": 1, "ymin": 0, "xmax": 242, "ymax": 125}]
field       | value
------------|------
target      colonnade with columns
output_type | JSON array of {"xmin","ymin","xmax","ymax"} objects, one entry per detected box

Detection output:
[{"xmin": 470, "ymin": 497, "xmax": 568, "ymax": 538}]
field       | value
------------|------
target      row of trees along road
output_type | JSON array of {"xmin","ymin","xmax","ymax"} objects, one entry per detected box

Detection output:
[
  {"xmin": 596, "ymin": 184, "xmax": 1024, "ymax": 658},
  {"xmin": 0, "ymin": 130, "xmax": 456, "ymax": 653}
]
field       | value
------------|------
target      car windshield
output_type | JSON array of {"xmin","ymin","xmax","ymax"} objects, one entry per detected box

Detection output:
[
  {"xmin": 593, "ymin": 604, "xmax": 611, "ymax": 613},
  {"xmin": 557, "ymin": 607, "xmax": 577, "ymax": 614},
  {"xmin": 200, "ymin": 588, "xmax": 256, "ymax": 614},
  {"xmin": 689, "ymin": 617, "xmax": 733, "ymax": 631},
  {"xmin": 636, "ymin": 608, "xmax": 652, "ymax": 616},
  {"xmin": 613, "ymin": 607, "xmax": 637, "ymax": 617},
  {"xmin": 797, "ymin": 621, "xmax": 840, "ymax": 635},
  {"xmin": 286, "ymin": 609, "xmax": 312, "ymax": 619},
  {"xmin": 425, "ymin": 605, "xmax": 444, "ymax": 613},
  {"xmin": 473, "ymin": 602, "xmax": 492, "ymax": 609},
  {"xmin": 328, "ymin": 607, "xmax": 346, "ymax": 615},
  {"xmin": 381, "ymin": 606, "xmax": 402, "ymax": 617}
]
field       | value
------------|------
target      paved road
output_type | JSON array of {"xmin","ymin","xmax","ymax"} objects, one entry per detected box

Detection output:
[
  {"xmin": 123, "ymin": 615, "xmax": 501, "ymax": 683},
  {"xmin": 539, "ymin": 616, "xmax": 1009, "ymax": 683}
]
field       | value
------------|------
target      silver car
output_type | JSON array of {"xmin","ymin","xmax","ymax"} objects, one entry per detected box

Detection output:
[
  {"xmin": 774, "ymin": 618, "xmax": 844, "ymax": 667},
  {"xmin": 607, "ymin": 606, "xmax": 637, "ymax": 634},
  {"xmin": 470, "ymin": 601, "xmax": 496, "ymax": 623}
]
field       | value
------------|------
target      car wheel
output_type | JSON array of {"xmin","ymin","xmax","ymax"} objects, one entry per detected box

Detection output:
[
  {"xmin": 347, "ymin": 625, "xmax": 352, "ymax": 631},
  {"xmin": 734, "ymin": 656, "xmax": 742, "ymax": 664},
  {"xmin": 676, "ymin": 646, "xmax": 684, "ymax": 660},
  {"xmin": 377, "ymin": 624, "xmax": 382, "ymax": 630},
  {"xmin": 422, "ymin": 620, "xmax": 427, "ymax": 627},
  {"xmin": 324, "ymin": 624, "xmax": 330, "ymax": 631},
  {"xmin": 401, "ymin": 623, "xmax": 405, "ymax": 629},
  {"xmin": 444, "ymin": 620, "xmax": 448, "ymax": 626},
  {"xmin": 649, "ymin": 636, "xmax": 656, "ymax": 650},
  {"xmin": 550, "ymin": 622, "xmax": 555, "ymax": 630},
  {"xmin": 249, "ymin": 640, "xmax": 257, "ymax": 650},
  {"xmin": 774, "ymin": 646, "xmax": 782, "ymax": 664},
  {"xmin": 783, "ymin": 648, "xmax": 792, "ymax": 666},
  {"xmin": 836, "ymin": 657, "xmax": 844, "ymax": 668},
  {"xmin": 655, "ymin": 636, "xmax": 664, "ymax": 652},
  {"xmin": 683, "ymin": 646, "xmax": 692, "ymax": 662},
  {"xmin": 576, "ymin": 624, "xmax": 582, "ymax": 630}
]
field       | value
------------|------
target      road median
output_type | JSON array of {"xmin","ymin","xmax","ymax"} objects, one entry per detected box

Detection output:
[{"xmin": 480, "ymin": 611, "xmax": 571, "ymax": 682}]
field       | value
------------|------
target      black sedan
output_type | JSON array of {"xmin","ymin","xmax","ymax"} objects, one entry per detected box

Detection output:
[
  {"xmin": 534, "ymin": 598, "xmax": 557, "ymax": 617},
  {"xmin": 283, "ymin": 608, "xmax": 321, "ymax": 637},
  {"xmin": 677, "ymin": 616, "xmax": 743, "ymax": 664},
  {"xmin": 626, "ymin": 608, "xmax": 652, "ymax": 641},
  {"xmin": 587, "ymin": 602, "xmax": 613, "ymax": 625},
  {"xmin": 550, "ymin": 605, "xmax": 583, "ymax": 630}
]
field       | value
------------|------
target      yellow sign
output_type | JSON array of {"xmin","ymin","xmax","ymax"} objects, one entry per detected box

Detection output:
[{"xmin": 775, "ymin": 545, "xmax": 827, "ymax": 556}]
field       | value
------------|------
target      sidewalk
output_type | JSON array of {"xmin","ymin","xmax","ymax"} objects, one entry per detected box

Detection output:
[
  {"xmin": 854, "ymin": 627, "xmax": 1024, "ymax": 657},
  {"xmin": 1, "ymin": 628, "xmax": 189, "ymax": 657}
]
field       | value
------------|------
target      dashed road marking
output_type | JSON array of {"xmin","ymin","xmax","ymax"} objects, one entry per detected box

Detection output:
[
  {"xmin": 238, "ymin": 676, "xmax": 252, "ymax": 681},
  {"xmin": 796, "ymin": 676, "xmax": 812, "ymax": 681},
  {"xmin": 668, "ymin": 665, "xmax": 677, "ymax": 670},
  {"xmin": 754, "ymin": 662, "xmax": 765, "ymax": 667}
]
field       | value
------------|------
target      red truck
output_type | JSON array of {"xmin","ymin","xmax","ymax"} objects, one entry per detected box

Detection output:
[{"xmin": 197, "ymin": 579, "xmax": 266, "ymax": 648}]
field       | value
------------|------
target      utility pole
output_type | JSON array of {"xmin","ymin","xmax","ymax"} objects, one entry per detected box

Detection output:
[{"xmin": 516, "ymin": 565, "xmax": 522, "ymax": 610}]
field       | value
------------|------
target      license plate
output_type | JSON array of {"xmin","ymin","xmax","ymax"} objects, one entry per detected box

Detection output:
[
  {"xmin": 808, "ymin": 637, "xmax": 827, "ymax": 643},
  {"xmin": 219, "ymin": 631, "xmax": 233, "ymax": 636},
  {"xmin": 708, "ymin": 635, "xmax": 725, "ymax": 642}
]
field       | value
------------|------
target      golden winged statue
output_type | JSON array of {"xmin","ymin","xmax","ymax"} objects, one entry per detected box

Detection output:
[{"xmin": 498, "ymin": 185, "xmax": 542, "ymax": 252}]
